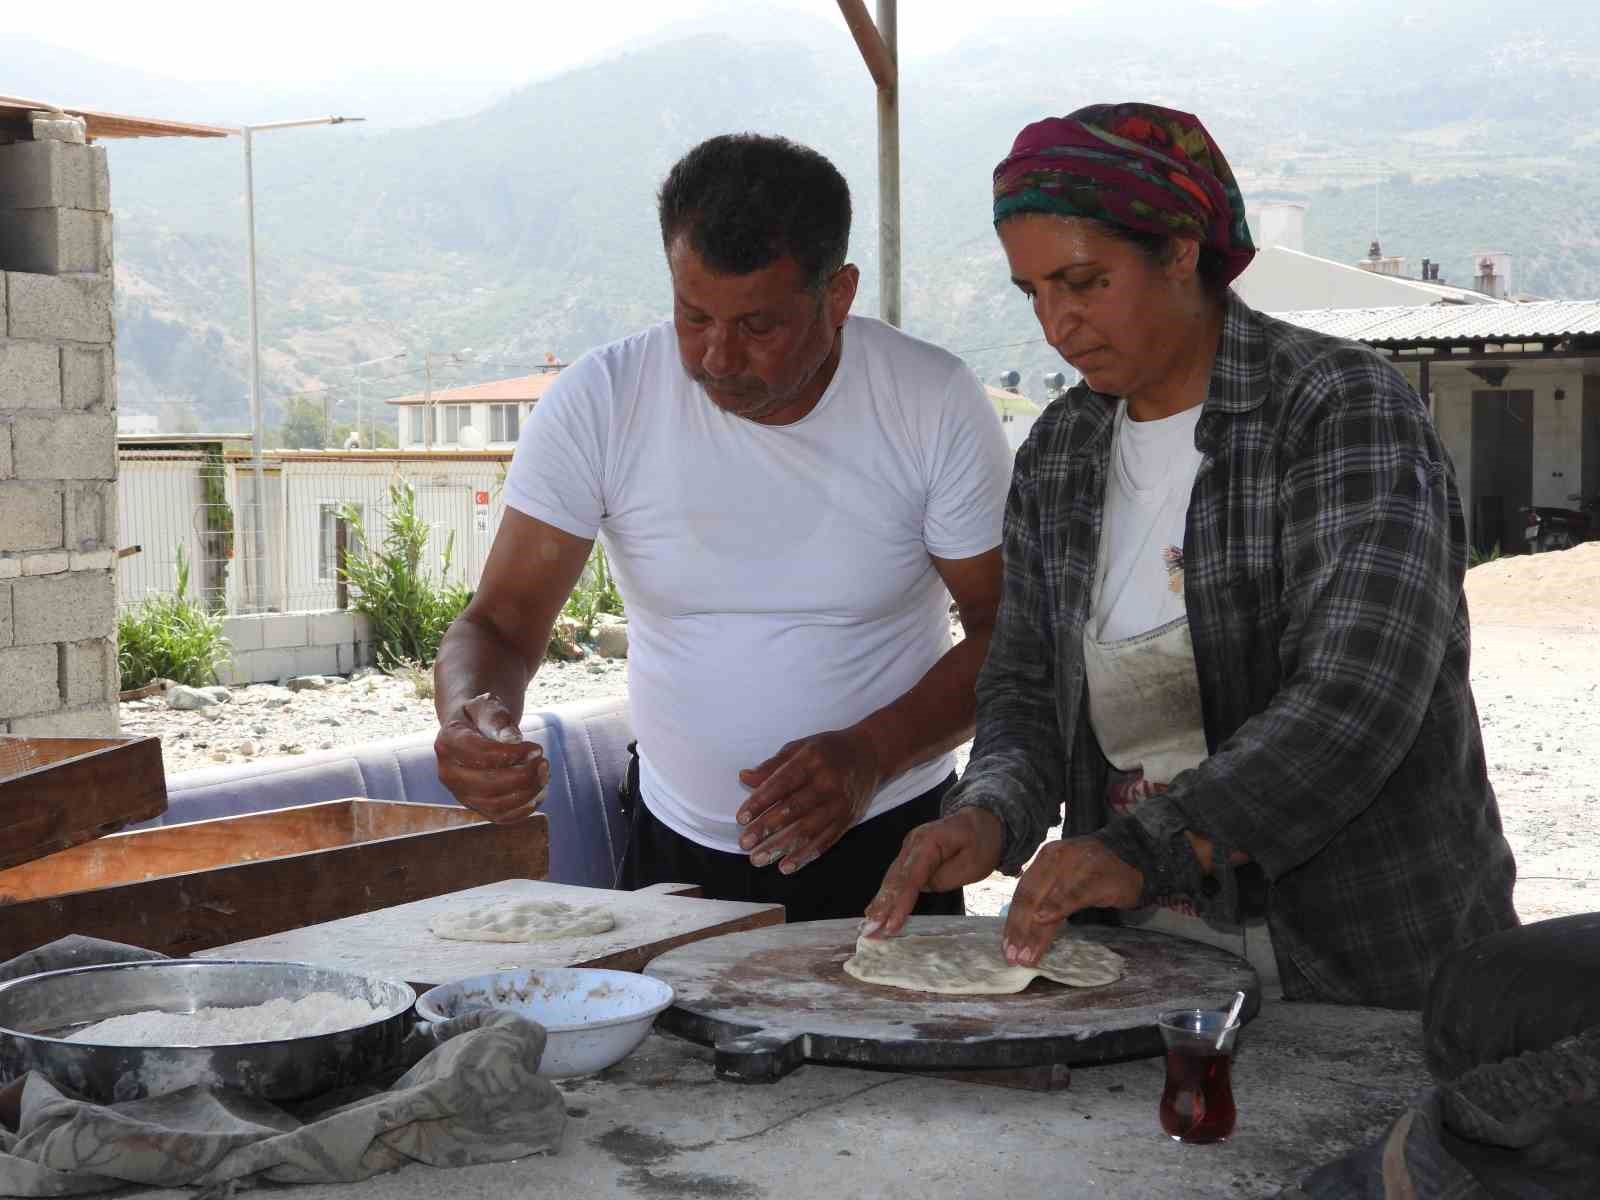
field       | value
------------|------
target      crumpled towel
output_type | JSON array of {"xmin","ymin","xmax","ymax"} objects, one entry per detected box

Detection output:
[{"xmin": 1, "ymin": 1003, "xmax": 566, "ymax": 1197}]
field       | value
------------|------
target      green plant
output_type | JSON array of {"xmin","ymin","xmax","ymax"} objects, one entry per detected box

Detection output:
[
  {"xmin": 1468, "ymin": 542, "xmax": 1504, "ymax": 568},
  {"xmin": 337, "ymin": 480, "xmax": 474, "ymax": 670},
  {"xmin": 561, "ymin": 542, "xmax": 625, "ymax": 641},
  {"xmin": 117, "ymin": 545, "xmax": 232, "ymax": 690}
]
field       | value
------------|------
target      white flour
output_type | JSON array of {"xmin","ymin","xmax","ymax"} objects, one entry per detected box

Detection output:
[{"xmin": 66, "ymin": 992, "xmax": 385, "ymax": 1046}]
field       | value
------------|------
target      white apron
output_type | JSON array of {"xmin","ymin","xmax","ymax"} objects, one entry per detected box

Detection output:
[{"xmin": 1084, "ymin": 584, "xmax": 1282, "ymax": 996}]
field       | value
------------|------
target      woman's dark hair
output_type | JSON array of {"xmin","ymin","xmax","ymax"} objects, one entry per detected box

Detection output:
[{"xmin": 658, "ymin": 133, "xmax": 851, "ymax": 290}]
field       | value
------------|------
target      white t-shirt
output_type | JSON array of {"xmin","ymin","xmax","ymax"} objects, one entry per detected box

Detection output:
[
  {"xmin": 1091, "ymin": 400, "xmax": 1205, "ymax": 643},
  {"xmin": 504, "ymin": 316, "xmax": 1011, "ymax": 852}
]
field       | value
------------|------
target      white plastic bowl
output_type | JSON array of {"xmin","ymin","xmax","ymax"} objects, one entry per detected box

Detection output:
[{"xmin": 415, "ymin": 967, "xmax": 674, "ymax": 1078}]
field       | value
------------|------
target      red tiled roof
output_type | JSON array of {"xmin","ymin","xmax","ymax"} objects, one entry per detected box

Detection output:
[{"xmin": 385, "ymin": 371, "xmax": 562, "ymax": 406}]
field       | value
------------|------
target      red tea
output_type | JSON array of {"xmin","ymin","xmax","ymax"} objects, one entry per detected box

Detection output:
[{"xmin": 1159, "ymin": 1047, "xmax": 1236, "ymax": 1143}]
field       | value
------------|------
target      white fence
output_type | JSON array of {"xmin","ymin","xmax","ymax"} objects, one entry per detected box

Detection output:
[{"xmin": 117, "ymin": 451, "xmax": 512, "ymax": 615}]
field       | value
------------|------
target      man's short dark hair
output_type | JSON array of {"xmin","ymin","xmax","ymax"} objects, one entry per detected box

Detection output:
[{"xmin": 658, "ymin": 133, "xmax": 851, "ymax": 290}]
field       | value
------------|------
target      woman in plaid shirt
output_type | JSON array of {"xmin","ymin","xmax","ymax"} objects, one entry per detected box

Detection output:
[{"xmin": 863, "ymin": 104, "xmax": 1517, "ymax": 1008}]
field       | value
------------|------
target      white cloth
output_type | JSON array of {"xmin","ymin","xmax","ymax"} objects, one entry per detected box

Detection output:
[
  {"xmin": 1091, "ymin": 400, "xmax": 1204, "ymax": 643},
  {"xmin": 505, "ymin": 316, "xmax": 1010, "ymax": 852},
  {"xmin": 1084, "ymin": 403, "xmax": 1279, "ymax": 995}
]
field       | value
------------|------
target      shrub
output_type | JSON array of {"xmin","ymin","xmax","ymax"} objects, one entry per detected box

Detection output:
[
  {"xmin": 337, "ymin": 480, "xmax": 474, "ymax": 670},
  {"xmin": 561, "ymin": 542, "xmax": 625, "ymax": 641},
  {"xmin": 117, "ymin": 545, "xmax": 231, "ymax": 690}
]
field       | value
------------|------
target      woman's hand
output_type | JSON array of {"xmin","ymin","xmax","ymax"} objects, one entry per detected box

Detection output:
[
  {"xmin": 861, "ymin": 808, "xmax": 1006, "ymax": 937},
  {"xmin": 1001, "ymin": 836, "xmax": 1144, "ymax": 965}
]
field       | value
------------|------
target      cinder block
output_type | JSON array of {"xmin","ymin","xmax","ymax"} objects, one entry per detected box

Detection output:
[
  {"xmin": 291, "ymin": 644, "xmax": 336, "ymax": 678},
  {"xmin": 61, "ymin": 636, "xmax": 115, "ymax": 704},
  {"xmin": 0, "ymin": 141, "xmax": 98, "ymax": 211},
  {"xmin": 64, "ymin": 481, "xmax": 113, "ymax": 550},
  {"xmin": 259, "ymin": 612, "xmax": 309, "ymax": 650},
  {"xmin": 61, "ymin": 345, "xmax": 111, "ymax": 410},
  {"xmin": 0, "ymin": 557, "xmax": 18, "ymax": 580},
  {"xmin": 0, "ymin": 643, "xmax": 60, "ymax": 717},
  {"xmin": 233, "ymin": 646, "xmax": 298, "ymax": 685},
  {"xmin": 0, "ymin": 582, "xmax": 11, "ymax": 647},
  {"xmin": 31, "ymin": 114, "xmax": 87, "ymax": 145},
  {"xmin": 13, "ymin": 412, "xmax": 115, "ymax": 480},
  {"xmin": 0, "ymin": 209, "xmax": 111, "ymax": 275},
  {"xmin": 0, "ymin": 424, "xmax": 10, "ymax": 478},
  {"xmin": 12, "ymin": 570, "xmax": 114, "ymax": 644},
  {"xmin": 5, "ymin": 272, "xmax": 113, "ymax": 343},
  {"xmin": 10, "ymin": 703, "xmax": 118, "ymax": 737},
  {"xmin": 69, "ymin": 549, "xmax": 114, "ymax": 572},
  {"xmin": 0, "ymin": 480, "xmax": 63, "ymax": 552},
  {"xmin": 222, "ymin": 614, "xmax": 265, "ymax": 652},
  {"xmin": 309, "ymin": 609, "xmax": 356, "ymax": 646},
  {"xmin": 21, "ymin": 551, "xmax": 68, "ymax": 575},
  {"xmin": 0, "ymin": 339, "xmax": 62, "ymax": 409}
]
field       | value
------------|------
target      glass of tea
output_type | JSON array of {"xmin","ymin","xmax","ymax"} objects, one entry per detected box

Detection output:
[{"xmin": 1157, "ymin": 1007, "xmax": 1240, "ymax": 1144}]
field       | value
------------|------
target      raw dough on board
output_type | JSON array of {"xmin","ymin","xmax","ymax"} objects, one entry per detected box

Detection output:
[
  {"xmin": 844, "ymin": 927, "xmax": 1126, "ymax": 995},
  {"xmin": 429, "ymin": 898, "xmax": 615, "ymax": 943}
]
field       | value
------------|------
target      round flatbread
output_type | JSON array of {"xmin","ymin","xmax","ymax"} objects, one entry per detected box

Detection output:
[
  {"xmin": 429, "ymin": 898, "xmax": 616, "ymax": 943},
  {"xmin": 844, "ymin": 927, "xmax": 1125, "ymax": 995}
]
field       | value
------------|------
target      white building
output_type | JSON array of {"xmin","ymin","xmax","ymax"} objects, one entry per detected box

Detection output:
[{"xmin": 386, "ymin": 370, "xmax": 562, "ymax": 450}]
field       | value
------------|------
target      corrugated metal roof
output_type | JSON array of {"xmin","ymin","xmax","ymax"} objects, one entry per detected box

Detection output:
[{"xmin": 1273, "ymin": 300, "xmax": 1600, "ymax": 347}]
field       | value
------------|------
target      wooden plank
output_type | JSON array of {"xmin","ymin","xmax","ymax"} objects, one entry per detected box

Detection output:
[
  {"xmin": 0, "ymin": 800, "xmax": 481, "ymax": 903},
  {"xmin": 0, "ymin": 813, "xmax": 547, "ymax": 961},
  {"xmin": 200, "ymin": 879, "xmax": 786, "ymax": 989},
  {"xmin": 0, "ymin": 735, "xmax": 166, "ymax": 873}
]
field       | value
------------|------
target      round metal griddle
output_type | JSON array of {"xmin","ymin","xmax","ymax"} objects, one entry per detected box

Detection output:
[
  {"xmin": 0, "ymin": 959, "xmax": 415, "ymax": 1104},
  {"xmin": 645, "ymin": 916, "xmax": 1258, "ymax": 1083}
]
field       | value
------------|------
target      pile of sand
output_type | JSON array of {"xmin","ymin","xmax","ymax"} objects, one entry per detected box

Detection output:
[{"xmin": 1465, "ymin": 542, "xmax": 1600, "ymax": 630}]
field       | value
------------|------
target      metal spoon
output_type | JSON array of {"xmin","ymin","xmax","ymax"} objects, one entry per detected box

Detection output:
[{"xmin": 1217, "ymin": 989, "xmax": 1246, "ymax": 1050}]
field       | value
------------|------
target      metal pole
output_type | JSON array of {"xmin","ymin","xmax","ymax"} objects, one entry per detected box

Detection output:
[
  {"xmin": 243, "ymin": 126, "xmax": 268, "ymax": 611},
  {"xmin": 876, "ymin": 0, "xmax": 900, "ymax": 327}
]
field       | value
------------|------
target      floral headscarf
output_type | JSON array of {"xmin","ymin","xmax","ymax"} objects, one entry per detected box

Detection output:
[{"xmin": 992, "ymin": 103, "xmax": 1256, "ymax": 285}]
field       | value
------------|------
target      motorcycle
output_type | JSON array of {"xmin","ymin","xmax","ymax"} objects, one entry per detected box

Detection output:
[{"xmin": 1523, "ymin": 492, "xmax": 1600, "ymax": 553}]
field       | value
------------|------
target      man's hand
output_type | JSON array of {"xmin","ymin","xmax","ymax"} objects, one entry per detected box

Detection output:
[
  {"xmin": 860, "ymin": 808, "xmax": 1006, "ymax": 937},
  {"xmin": 734, "ymin": 729, "xmax": 883, "ymax": 874},
  {"xmin": 1001, "ymin": 836, "xmax": 1144, "ymax": 966},
  {"xmin": 434, "ymin": 692, "xmax": 549, "ymax": 824}
]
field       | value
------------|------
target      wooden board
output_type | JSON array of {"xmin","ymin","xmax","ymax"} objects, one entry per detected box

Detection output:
[
  {"xmin": 0, "ymin": 735, "xmax": 166, "ymax": 872},
  {"xmin": 0, "ymin": 802, "xmax": 548, "ymax": 961},
  {"xmin": 198, "ymin": 879, "xmax": 787, "ymax": 989},
  {"xmin": 646, "ymin": 916, "xmax": 1259, "ymax": 1081}
]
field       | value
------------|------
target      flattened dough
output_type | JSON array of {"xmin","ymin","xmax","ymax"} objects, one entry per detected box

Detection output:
[
  {"xmin": 844, "ymin": 927, "xmax": 1126, "ymax": 995},
  {"xmin": 429, "ymin": 898, "xmax": 615, "ymax": 943}
]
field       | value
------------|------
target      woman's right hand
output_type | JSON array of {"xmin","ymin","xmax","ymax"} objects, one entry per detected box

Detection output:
[{"xmin": 861, "ymin": 807, "xmax": 1005, "ymax": 937}]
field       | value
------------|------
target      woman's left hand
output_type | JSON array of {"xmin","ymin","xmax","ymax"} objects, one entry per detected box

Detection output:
[{"xmin": 1002, "ymin": 836, "xmax": 1145, "ymax": 966}]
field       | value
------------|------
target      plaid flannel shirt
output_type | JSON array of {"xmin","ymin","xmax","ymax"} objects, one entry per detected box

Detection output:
[{"xmin": 946, "ymin": 293, "xmax": 1518, "ymax": 1009}]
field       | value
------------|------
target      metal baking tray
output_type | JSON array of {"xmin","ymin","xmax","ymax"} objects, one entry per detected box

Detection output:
[{"xmin": 0, "ymin": 959, "xmax": 414, "ymax": 1103}]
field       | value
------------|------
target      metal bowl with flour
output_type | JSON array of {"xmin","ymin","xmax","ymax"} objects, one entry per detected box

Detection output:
[
  {"xmin": 0, "ymin": 959, "xmax": 414, "ymax": 1104},
  {"xmin": 416, "ymin": 967, "xmax": 673, "ymax": 1077}
]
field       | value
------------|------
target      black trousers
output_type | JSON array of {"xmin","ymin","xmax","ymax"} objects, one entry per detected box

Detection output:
[{"xmin": 618, "ymin": 752, "xmax": 964, "ymax": 924}]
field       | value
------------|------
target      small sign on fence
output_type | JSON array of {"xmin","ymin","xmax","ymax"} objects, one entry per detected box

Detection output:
[{"xmin": 474, "ymin": 490, "xmax": 490, "ymax": 534}]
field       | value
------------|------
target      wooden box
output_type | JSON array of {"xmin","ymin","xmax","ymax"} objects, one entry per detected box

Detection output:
[
  {"xmin": 0, "ymin": 799, "xmax": 548, "ymax": 961},
  {"xmin": 0, "ymin": 735, "xmax": 166, "ymax": 873}
]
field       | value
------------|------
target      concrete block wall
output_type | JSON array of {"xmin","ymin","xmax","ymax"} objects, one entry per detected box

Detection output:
[
  {"xmin": 218, "ymin": 610, "xmax": 377, "ymax": 685},
  {"xmin": 0, "ymin": 119, "xmax": 119, "ymax": 737}
]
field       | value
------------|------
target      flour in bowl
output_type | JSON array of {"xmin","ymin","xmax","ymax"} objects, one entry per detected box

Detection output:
[{"xmin": 66, "ymin": 992, "xmax": 386, "ymax": 1046}]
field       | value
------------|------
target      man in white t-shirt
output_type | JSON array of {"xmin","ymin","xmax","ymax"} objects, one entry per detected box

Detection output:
[{"xmin": 432, "ymin": 134, "xmax": 1011, "ymax": 921}]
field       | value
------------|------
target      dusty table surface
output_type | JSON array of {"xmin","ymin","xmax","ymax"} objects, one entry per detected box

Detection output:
[{"xmin": 134, "ymin": 998, "xmax": 1426, "ymax": 1200}]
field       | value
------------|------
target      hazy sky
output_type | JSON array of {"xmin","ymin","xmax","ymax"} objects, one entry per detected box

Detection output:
[{"xmin": 1, "ymin": 0, "xmax": 1270, "ymax": 87}]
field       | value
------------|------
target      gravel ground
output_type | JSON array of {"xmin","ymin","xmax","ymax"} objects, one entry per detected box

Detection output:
[{"xmin": 124, "ymin": 551, "xmax": 1600, "ymax": 924}]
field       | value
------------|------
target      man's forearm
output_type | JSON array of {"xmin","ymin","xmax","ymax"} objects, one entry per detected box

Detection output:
[
  {"xmin": 851, "ymin": 627, "xmax": 993, "ymax": 784},
  {"xmin": 433, "ymin": 613, "xmax": 541, "ymax": 725}
]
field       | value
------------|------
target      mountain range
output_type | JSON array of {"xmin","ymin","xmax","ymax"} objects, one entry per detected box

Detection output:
[{"xmin": 11, "ymin": 0, "xmax": 1600, "ymax": 430}]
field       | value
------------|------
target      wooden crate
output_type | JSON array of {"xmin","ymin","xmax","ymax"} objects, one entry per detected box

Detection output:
[
  {"xmin": 0, "ymin": 799, "xmax": 549, "ymax": 961},
  {"xmin": 0, "ymin": 735, "xmax": 166, "ymax": 873}
]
